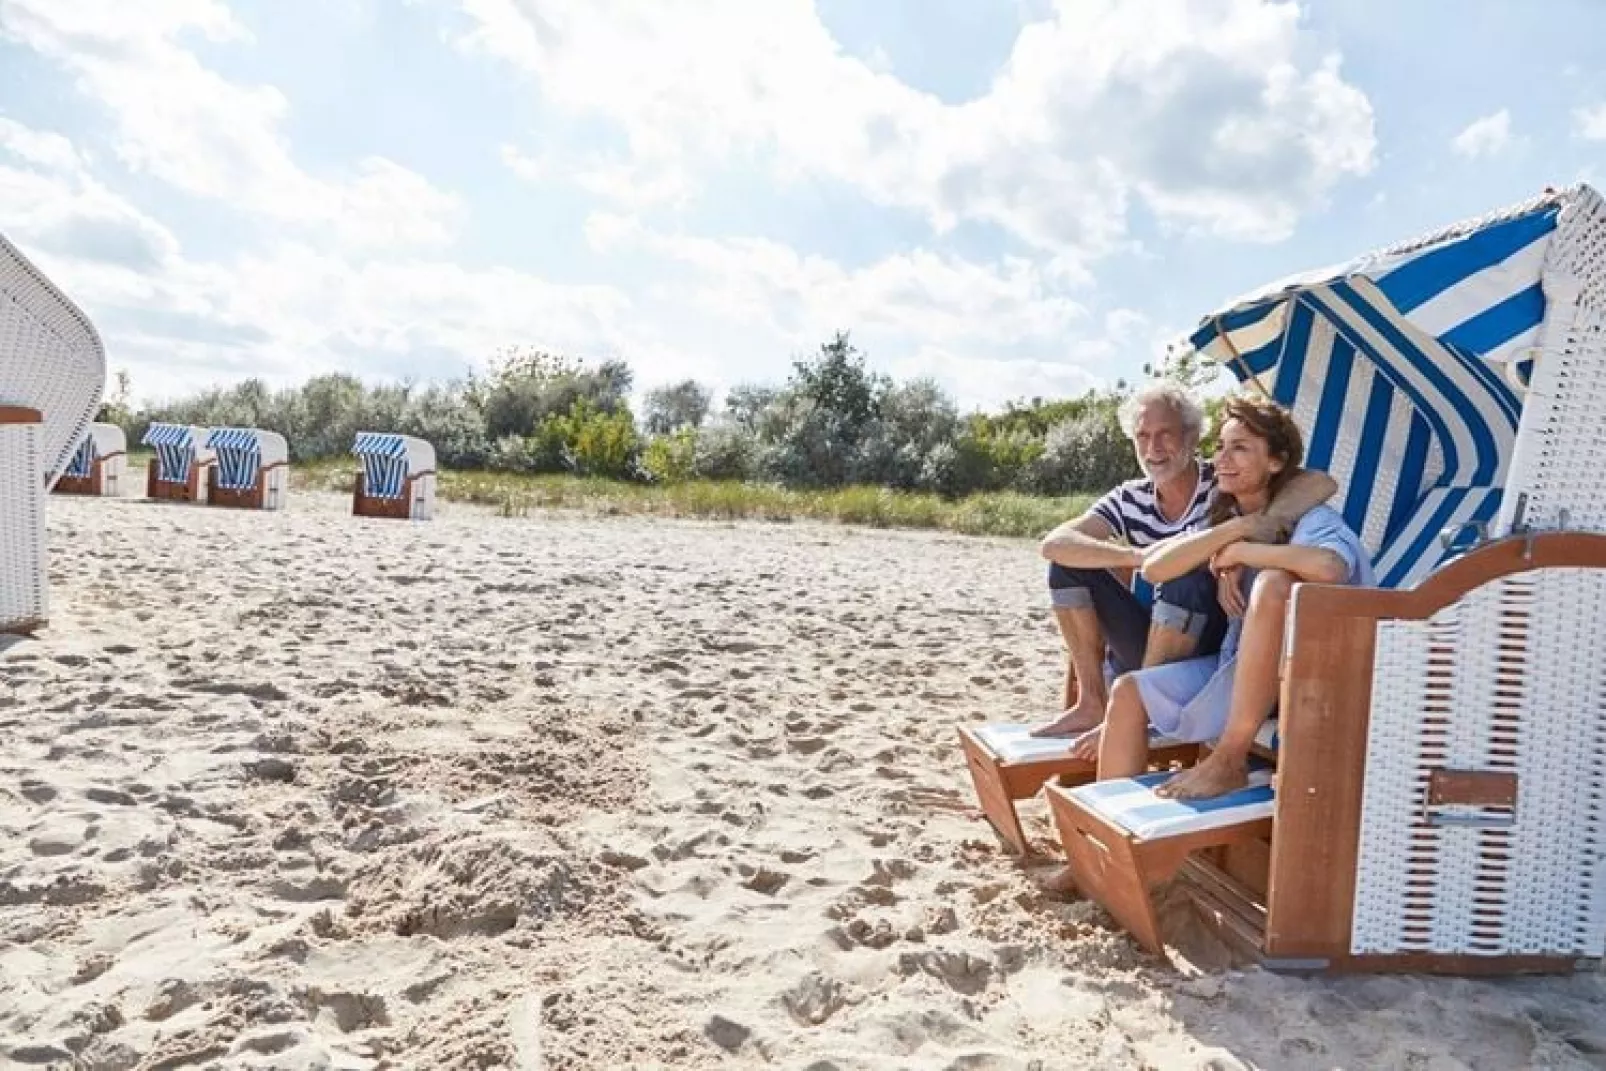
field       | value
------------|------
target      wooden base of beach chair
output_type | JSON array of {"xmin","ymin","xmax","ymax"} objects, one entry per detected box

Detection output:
[
  {"xmin": 352, "ymin": 472, "xmax": 416, "ymax": 520},
  {"xmin": 959, "ymin": 727, "xmax": 1198, "ymax": 855},
  {"xmin": 146, "ymin": 463, "xmax": 208, "ymax": 503},
  {"xmin": 1045, "ymin": 782, "xmax": 1272, "ymax": 955},
  {"xmin": 207, "ymin": 464, "xmax": 287, "ymax": 510},
  {"xmin": 52, "ymin": 469, "xmax": 99, "ymax": 496}
]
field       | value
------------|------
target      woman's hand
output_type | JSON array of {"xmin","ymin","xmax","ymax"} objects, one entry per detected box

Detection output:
[
  {"xmin": 1211, "ymin": 542, "xmax": 1250, "ymax": 573},
  {"xmin": 1216, "ymin": 565, "xmax": 1247, "ymax": 618}
]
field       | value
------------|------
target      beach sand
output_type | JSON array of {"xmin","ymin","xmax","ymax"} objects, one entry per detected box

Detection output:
[{"xmin": 3, "ymin": 488, "xmax": 1604, "ymax": 1070}]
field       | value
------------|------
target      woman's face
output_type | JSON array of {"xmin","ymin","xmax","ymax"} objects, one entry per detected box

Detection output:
[{"xmin": 1213, "ymin": 417, "xmax": 1285, "ymax": 498}]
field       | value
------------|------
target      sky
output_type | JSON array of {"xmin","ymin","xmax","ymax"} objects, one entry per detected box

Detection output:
[{"xmin": 2, "ymin": 0, "xmax": 1604, "ymax": 412}]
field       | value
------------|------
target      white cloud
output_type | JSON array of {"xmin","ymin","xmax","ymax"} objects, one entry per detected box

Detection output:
[
  {"xmin": 451, "ymin": 0, "xmax": 1377, "ymax": 256},
  {"xmin": 1574, "ymin": 103, "xmax": 1606, "ymax": 141},
  {"xmin": 0, "ymin": 0, "xmax": 461, "ymax": 249},
  {"xmin": 1451, "ymin": 109, "xmax": 1513, "ymax": 158}
]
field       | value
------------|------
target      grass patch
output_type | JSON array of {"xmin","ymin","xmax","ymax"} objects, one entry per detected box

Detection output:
[{"xmin": 125, "ymin": 451, "xmax": 1088, "ymax": 539}]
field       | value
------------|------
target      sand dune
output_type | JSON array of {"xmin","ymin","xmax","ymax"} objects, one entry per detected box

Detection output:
[{"xmin": 3, "ymin": 489, "xmax": 1604, "ymax": 1069}]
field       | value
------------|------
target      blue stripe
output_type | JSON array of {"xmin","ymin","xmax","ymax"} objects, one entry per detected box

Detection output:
[
  {"xmin": 1344, "ymin": 373, "xmax": 1395, "ymax": 533},
  {"xmin": 1270, "ymin": 302, "xmax": 1313, "ymax": 407},
  {"xmin": 363, "ymin": 455, "xmax": 408, "ymax": 498},
  {"xmin": 1305, "ymin": 332, "xmax": 1354, "ymax": 472},
  {"xmin": 1308, "ymin": 285, "xmax": 1474, "ymax": 484},
  {"xmin": 1188, "ymin": 301, "xmax": 1282, "ymax": 352},
  {"xmin": 65, "ymin": 438, "xmax": 95, "ymax": 479},
  {"xmin": 1383, "ymin": 413, "xmax": 1433, "ymax": 548},
  {"xmin": 1375, "ymin": 207, "xmax": 1559, "ymax": 314},
  {"xmin": 1380, "ymin": 487, "xmax": 1469, "ymax": 588},
  {"xmin": 1440, "ymin": 282, "xmax": 1545, "ymax": 360}
]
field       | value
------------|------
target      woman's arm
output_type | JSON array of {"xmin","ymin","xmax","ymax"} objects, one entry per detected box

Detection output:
[
  {"xmin": 1139, "ymin": 515, "xmax": 1258, "ymax": 584},
  {"xmin": 1214, "ymin": 540, "xmax": 1348, "ymax": 584}
]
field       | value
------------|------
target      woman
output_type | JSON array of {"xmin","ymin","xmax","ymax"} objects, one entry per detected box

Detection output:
[{"xmin": 1092, "ymin": 394, "xmax": 1373, "ymax": 800}]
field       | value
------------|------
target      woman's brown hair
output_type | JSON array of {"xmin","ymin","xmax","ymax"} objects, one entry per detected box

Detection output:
[{"xmin": 1208, "ymin": 395, "xmax": 1305, "ymax": 526}]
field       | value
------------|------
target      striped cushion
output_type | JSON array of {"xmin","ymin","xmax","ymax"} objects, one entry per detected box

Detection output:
[
  {"xmin": 1068, "ymin": 764, "xmax": 1276, "ymax": 840},
  {"xmin": 972, "ymin": 719, "xmax": 1278, "ymax": 764}
]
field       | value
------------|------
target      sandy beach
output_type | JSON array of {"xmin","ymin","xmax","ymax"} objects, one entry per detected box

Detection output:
[{"xmin": 3, "ymin": 488, "xmax": 1605, "ymax": 1070}]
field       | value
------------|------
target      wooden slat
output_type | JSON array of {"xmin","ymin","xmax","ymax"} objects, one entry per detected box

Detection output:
[
  {"xmin": 1428, "ymin": 769, "xmax": 1518, "ymax": 808},
  {"xmin": 1263, "ymin": 596, "xmax": 1376, "ymax": 960},
  {"xmin": 0, "ymin": 406, "xmax": 43, "ymax": 424}
]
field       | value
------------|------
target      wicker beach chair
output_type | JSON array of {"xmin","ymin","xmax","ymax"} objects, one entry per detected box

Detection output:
[
  {"xmin": 205, "ymin": 427, "xmax": 289, "ymax": 511},
  {"xmin": 0, "ymin": 232, "xmax": 106, "ymax": 633},
  {"xmin": 53, "ymin": 422, "xmax": 127, "ymax": 497},
  {"xmin": 141, "ymin": 423, "xmax": 214, "ymax": 504},
  {"xmin": 1044, "ymin": 184, "xmax": 1606, "ymax": 973},
  {"xmin": 352, "ymin": 432, "xmax": 436, "ymax": 521}
]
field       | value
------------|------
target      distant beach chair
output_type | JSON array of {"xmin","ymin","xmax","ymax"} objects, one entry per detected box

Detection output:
[
  {"xmin": 351, "ymin": 432, "xmax": 436, "ymax": 520},
  {"xmin": 1040, "ymin": 184, "xmax": 1606, "ymax": 974},
  {"xmin": 53, "ymin": 422, "xmax": 127, "ymax": 497},
  {"xmin": 0, "ymin": 231, "xmax": 106, "ymax": 633},
  {"xmin": 205, "ymin": 427, "xmax": 289, "ymax": 511},
  {"xmin": 141, "ymin": 423, "xmax": 214, "ymax": 503}
]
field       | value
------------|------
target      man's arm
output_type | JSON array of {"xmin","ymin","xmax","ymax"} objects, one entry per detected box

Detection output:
[
  {"xmin": 1260, "ymin": 468, "xmax": 1338, "ymax": 538},
  {"xmin": 1039, "ymin": 513, "xmax": 1144, "ymax": 571}
]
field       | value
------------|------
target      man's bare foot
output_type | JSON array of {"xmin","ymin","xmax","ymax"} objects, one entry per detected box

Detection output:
[
  {"xmin": 1156, "ymin": 755, "xmax": 1249, "ymax": 800},
  {"xmin": 1030, "ymin": 697, "xmax": 1104, "ymax": 738}
]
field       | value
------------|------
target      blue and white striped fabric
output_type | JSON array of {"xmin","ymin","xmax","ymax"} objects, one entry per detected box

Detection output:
[
  {"xmin": 64, "ymin": 436, "xmax": 96, "ymax": 479},
  {"xmin": 352, "ymin": 432, "xmax": 409, "ymax": 499},
  {"xmin": 1189, "ymin": 192, "xmax": 1563, "ymax": 589},
  {"xmin": 1067, "ymin": 763, "xmax": 1276, "ymax": 840},
  {"xmin": 206, "ymin": 427, "xmax": 262, "ymax": 491},
  {"xmin": 142, "ymin": 423, "xmax": 196, "ymax": 484}
]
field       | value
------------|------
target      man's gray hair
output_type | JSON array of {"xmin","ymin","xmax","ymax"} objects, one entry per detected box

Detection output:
[{"xmin": 1118, "ymin": 381, "xmax": 1205, "ymax": 444}]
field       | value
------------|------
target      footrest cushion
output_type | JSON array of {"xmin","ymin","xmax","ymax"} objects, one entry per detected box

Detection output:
[{"xmin": 1067, "ymin": 765, "xmax": 1275, "ymax": 840}]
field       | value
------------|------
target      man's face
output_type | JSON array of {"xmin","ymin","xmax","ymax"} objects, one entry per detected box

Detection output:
[{"xmin": 1131, "ymin": 402, "xmax": 1193, "ymax": 484}]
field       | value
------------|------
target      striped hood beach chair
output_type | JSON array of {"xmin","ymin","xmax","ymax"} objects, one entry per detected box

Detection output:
[
  {"xmin": 0, "ymin": 231, "xmax": 106, "ymax": 632},
  {"xmin": 352, "ymin": 432, "xmax": 436, "ymax": 521},
  {"xmin": 205, "ymin": 427, "xmax": 289, "ymax": 511},
  {"xmin": 1045, "ymin": 184, "xmax": 1606, "ymax": 973},
  {"xmin": 141, "ymin": 423, "xmax": 214, "ymax": 504},
  {"xmin": 54, "ymin": 422, "xmax": 127, "ymax": 498}
]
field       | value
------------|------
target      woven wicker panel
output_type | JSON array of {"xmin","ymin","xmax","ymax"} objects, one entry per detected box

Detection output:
[
  {"xmin": 1353, "ymin": 568, "xmax": 1606, "ymax": 957},
  {"xmin": 0, "ymin": 235, "xmax": 107, "ymax": 485},
  {"xmin": 0, "ymin": 423, "xmax": 48, "ymax": 630}
]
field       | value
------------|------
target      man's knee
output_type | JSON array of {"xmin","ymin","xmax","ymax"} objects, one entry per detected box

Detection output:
[
  {"xmin": 1047, "ymin": 563, "xmax": 1103, "ymax": 610},
  {"xmin": 1151, "ymin": 567, "xmax": 1220, "ymax": 642},
  {"xmin": 1154, "ymin": 567, "xmax": 1216, "ymax": 613}
]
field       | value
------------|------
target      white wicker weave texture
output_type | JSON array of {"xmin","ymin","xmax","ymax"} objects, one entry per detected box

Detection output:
[
  {"xmin": 1502, "ymin": 187, "xmax": 1606, "ymax": 536},
  {"xmin": 0, "ymin": 234, "xmax": 107, "ymax": 486},
  {"xmin": 1353, "ymin": 569, "xmax": 1606, "ymax": 958},
  {"xmin": 0, "ymin": 422, "xmax": 47, "ymax": 630}
]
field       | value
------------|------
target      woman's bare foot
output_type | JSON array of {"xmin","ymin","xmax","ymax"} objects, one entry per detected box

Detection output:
[
  {"xmin": 1069, "ymin": 725, "xmax": 1102, "ymax": 762},
  {"xmin": 1156, "ymin": 755, "xmax": 1249, "ymax": 800},
  {"xmin": 1030, "ymin": 696, "xmax": 1104, "ymax": 738}
]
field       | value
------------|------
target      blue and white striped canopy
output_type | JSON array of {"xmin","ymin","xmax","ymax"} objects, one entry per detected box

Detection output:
[
  {"xmin": 207, "ymin": 427, "xmax": 263, "ymax": 491},
  {"xmin": 142, "ymin": 423, "xmax": 194, "ymax": 449},
  {"xmin": 352, "ymin": 432, "xmax": 407, "ymax": 459},
  {"xmin": 1187, "ymin": 188, "xmax": 1570, "ymax": 589},
  {"xmin": 64, "ymin": 436, "xmax": 96, "ymax": 479}
]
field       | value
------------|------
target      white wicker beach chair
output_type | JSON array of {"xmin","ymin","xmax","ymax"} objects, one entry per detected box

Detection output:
[
  {"xmin": 54, "ymin": 422, "xmax": 127, "ymax": 497},
  {"xmin": 0, "ymin": 232, "xmax": 106, "ymax": 633},
  {"xmin": 351, "ymin": 432, "xmax": 436, "ymax": 521},
  {"xmin": 205, "ymin": 427, "xmax": 289, "ymax": 511},
  {"xmin": 1045, "ymin": 184, "xmax": 1606, "ymax": 973},
  {"xmin": 141, "ymin": 423, "xmax": 214, "ymax": 503}
]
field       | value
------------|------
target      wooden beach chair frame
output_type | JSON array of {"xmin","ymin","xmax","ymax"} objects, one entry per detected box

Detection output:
[
  {"xmin": 142, "ymin": 423, "xmax": 214, "ymax": 504},
  {"xmin": 351, "ymin": 432, "xmax": 437, "ymax": 521}
]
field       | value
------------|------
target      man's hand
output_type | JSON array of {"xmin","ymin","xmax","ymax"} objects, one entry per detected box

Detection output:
[
  {"xmin": 1216, "ymin": 565, "xmax": 1247, "ymax": 618},
  {"xmin": 1243, "ymin": 511, "xmax": 1288, "ymax": 544}
]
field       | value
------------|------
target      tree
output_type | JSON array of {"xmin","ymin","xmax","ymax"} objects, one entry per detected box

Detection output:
[{"xmin": 643, "ymin": 379, "xmax": 713, "ymax": 435}]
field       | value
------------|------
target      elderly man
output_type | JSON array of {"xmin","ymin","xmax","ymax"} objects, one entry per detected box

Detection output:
[{"xmin": 1032, "ymin": 382, "xmax": 1336, "ymax": 740}]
